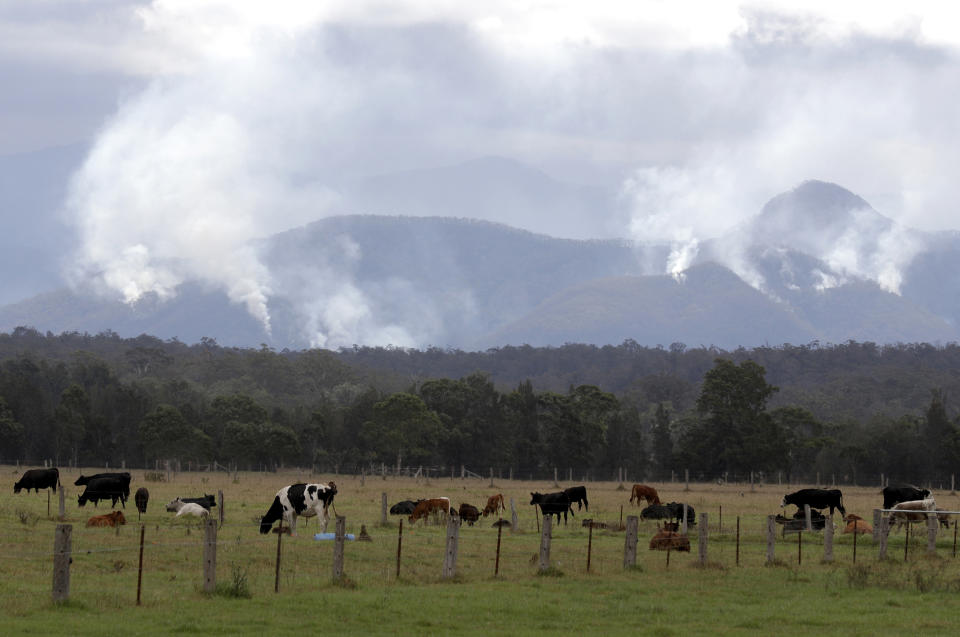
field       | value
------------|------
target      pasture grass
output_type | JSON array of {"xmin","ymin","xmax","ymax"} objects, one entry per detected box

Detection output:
[{"xmin": 3, "ymin": 466, "xmax": 960, "ymax": 635}]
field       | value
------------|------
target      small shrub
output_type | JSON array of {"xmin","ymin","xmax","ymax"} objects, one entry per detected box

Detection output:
[
  {"xmin": 214, "ymin": 566, "xmax": 251, "ymax": 599},
  {"xmin": 846, "ymin": 564, "xmax": 871, "ymax": 589},
  {"xmin": 537, "ymin": 566, "xmax": 564, "ymax": 577},
  {"xmin": 16, "ymin": 509, "xmax": 38, "ymax": 526},
  {"xmin": 143, "ymin": 472, "xmax": 166, "ymax": 483}
]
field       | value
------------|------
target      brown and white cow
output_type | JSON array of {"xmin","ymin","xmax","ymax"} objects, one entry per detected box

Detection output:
[
  {"xmin": 888, "ymin": 498, "xmax": 936, "ymax": 532},
  {"xmin": 483, "ymin": 493, "xmax": 506, "ymax": 517},
  {"xmin": 86, "ymin": 510, "xmax": 127, "ymax": 527},
  {"xmin": 629, "ymin": 484, "xmax": 661, "ymax": 506},
  {"xmin": 409, "ymin": 498, "xmax": 451, "ymax": 524}
]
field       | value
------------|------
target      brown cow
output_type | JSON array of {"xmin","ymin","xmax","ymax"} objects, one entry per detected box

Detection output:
[
  {"xmin": 409, "ymin": 498, "xmax": 450, "ymax": 524},
  {"xmin": 630, "ymin": 484, "xmax": 661, "ymax": 506},
  {"xmin": 86, "ymin": 510, "xmax": 127, "ymax": 528},
  {"xmin": 842, "ymin": 514, "xmax": 873, "ymax": 535},
  {"xmin": 483, "ymin": 493, "xmax": 506, "ymax": 517}
]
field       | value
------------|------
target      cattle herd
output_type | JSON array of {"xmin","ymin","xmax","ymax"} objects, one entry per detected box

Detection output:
[{"xmin": 9, "ymin": 467, "xmax": 955, "ymax": 544}]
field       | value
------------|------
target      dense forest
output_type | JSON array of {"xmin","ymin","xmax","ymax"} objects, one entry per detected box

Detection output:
[{"xmin": 1, "ymin": 326, "xmax": 959, "ymax": 485}]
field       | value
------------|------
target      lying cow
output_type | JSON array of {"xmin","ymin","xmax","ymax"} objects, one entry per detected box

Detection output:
[
  {"xmin": 166, "ymin": 494, "xmax": 216, "ymax": 511},
  {"xmin": 781, "ymin": 488, "xmax": 846, "ymax": 517},
  {"xmin": 483, "ymin": 493, "xmax": 505, "ymax": 517},
  {"xmin": 888, "ymin": 498, "xmax": 937, "ymax": 532},
  {"xmin": 649, "ymin": 528, "xmax": 690, "ymax": 551},
  {"xmin": 86, "ymin": 510, "xmax": 127, "ymax": 527},
  {"xmin": 409, "ymin": 498, "xmax": 450, "ymax": 524},
  {"xmin": 882, "ymin": 484, "xmax": 930, "ymax": 510},
  {"xmin": 14, "ymin": 468, "xmax": 60, "ymax": 494},
  {"xmin": 259, "ymin": 482, "xmax": 337, "ymax": 536},
  {"xmin": 629, "ymin": 484, "xmax": 660, "ymax": 506},
  {"xmin": 459, "ymin": 503, "xmax": 481, "ymax": 526},
  {"xmin": 842, "ymin": 514, "xmax": 873, "ymax": 536}
]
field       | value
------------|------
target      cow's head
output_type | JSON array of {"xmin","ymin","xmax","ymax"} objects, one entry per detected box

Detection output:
[
  {"xmin": 780, "ymin": 495, "xmax": 789, "ymax": 507},
  {"xmin": 13, "ymin": 482, "xmax": 21, "ymax": 494},
  {"xmin": 165, "ymin": 497, "xmax": 183, "ymax": 512},
  {"xmin": 112, "ymin": 511, "xmax": 127, "ymax": 525},
  {"xmin": 529, "ymin": 492, "xmax": 542, "ymax": 505}
]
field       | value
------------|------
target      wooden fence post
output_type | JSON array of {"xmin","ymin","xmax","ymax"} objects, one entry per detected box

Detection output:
[
  {"xmin": 698, "ymin": 513, "xmax": 708, "ymax": 565},
  {"xmin": 381, "ymin": 493, "xmax": 388, "ymax": 526},
  {"xmin": 52, "ymin": 524, "xmax": 72, "ymax": 603},
  {"xmin": 510, "ymin": 498, "xmax": 518, "ymax": 532},
  {"xmin": 804, "ymin": 504, "xmax": 813, "ymax": 532},
  {"xmin": 736, "ymin": 516, "xmax": 741, "ymax": 566},
  {"xmin": 489, "ymin": 467, "xmax": 494, "ymax": 488},
  {"xmin": 442, "ymin": 515, "xmax": 459, "ymax": 579},
  {"xmin": 333, "ymin": 515, "xmax": 346, "ymax": 580},
  {"xmin": 136, "ymin": 523, "xmax": 145, "ymax": 605},
  {"xmin": 684, "ymin": 469, "xmax": 690, "ymax": 492},
  {"xmin": 624, "ymin": 515, "xmax": 639, "ymax": 568},
  {"xmin": 681, "ymin": 503, "xmax": 688, "ymax": 535},
  {"xmin": 872, "ymin": 509, "xmax": 881, "ymax": 542},
  {"xmin": 553, "ymin": 467, "xmax": 559, "ymax": 487},
  {"xmin": 878, "ymin": 516, "xmax": 889, "ymax": 560},
  {"xmin": 766, "ymin": 515, "xmax": 776, "ymax": 564},
  {"xmin": 823, "ymin": 512, "xmax": 834, "ymax": 562},
  {"xmin": 58, "ymin": 488, "xmax": 65, "ymax": 521},
  {"xmin": 202, "ymin": 517, "xmax": 217, "ymax": 593},
  {"xmin": 539, "ymin": 516, "xmax": 552, "ymax": 572},
  {"xmin": 927, "ymin": 514, "xmax": 938, "ymax": 555}
]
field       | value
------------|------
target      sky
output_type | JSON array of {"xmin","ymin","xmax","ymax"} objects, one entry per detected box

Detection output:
[{"xmin": 4, "ymin": 0, "xmax": 960, "ymax": 344}]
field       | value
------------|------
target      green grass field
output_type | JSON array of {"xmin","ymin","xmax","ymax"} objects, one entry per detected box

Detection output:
[{"xmin": 3, "ymin": 466, "xmax": 960, "ymax": 635}]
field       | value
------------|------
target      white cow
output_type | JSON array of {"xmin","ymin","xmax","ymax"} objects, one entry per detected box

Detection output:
[
  {"xmin": 259, "ymin": 482, "xmax": 337, "ymax": 536},
  {"xmin": 888, "ymin": 498, "xmax": 936, "ymax": 532}
]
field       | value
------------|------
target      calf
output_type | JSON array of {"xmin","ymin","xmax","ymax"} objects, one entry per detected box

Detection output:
[
  {"xmin": 14, "ymin": 468, "xmax": 60, "ymax": 494},
  {"xmin": 86, "ymin": 510, "xmax": 127, "ymax": 528},
  {"xmin": 459, "ymin": 503, "xmax": 481, "ymax": 526},
  {"xmin": 629, "ymin": 484, "xmax": 660, "ymax": 506},
  {"xmin": 483, "ymin": 493, "xmax": 506, "ymax": 517},
  {"xmin": 842, "ymin": 514, "xmax": 873, "ymax": 536},
  {"xmin": 649, "ymin": 528, "xmax": 690, "ymax": 551},
  {"xmin": 888, "ymin": 498, "xmax": 937, "ymax": 532}
]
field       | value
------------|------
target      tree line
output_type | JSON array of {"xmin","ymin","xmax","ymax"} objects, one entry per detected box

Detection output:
[{"xmin": 1, "ymin": 327, "xmax": 959, "ymax": 484}]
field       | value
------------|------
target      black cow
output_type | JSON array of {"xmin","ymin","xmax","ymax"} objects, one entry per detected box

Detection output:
[
  {"xmin": 14, "ymin": 468, "xmax": 59, "ymax": 494},
  {"xmin": 458, "ymin": 503, "xmax": 481, "ymax": 526},
  {"xmin": 178, "ymin": 494, "xmax": 217, "ymax": 510},
  {"xmin": 640, "ymin": 502, "xmax": 696, "ymax": 526},
  {"xmin": 135, "ymin": 487, "xmax": 149, "ymax": 517},
  {"xmin": 564, "ymin": 485, "xmax": 589, "ymax": 511},
  {"xmin": 390, "ymin": 500, "xmax": 421, "ymax": 515},
  {"xmin": 78, "ymin": 475, "xmax": 130, "ymax": 508},
  {"xmin": 781, "ymin": 488, "xmax": 845, "ymax": 516},
  {"xmin": 75, "ymin": 472, "xmax": 131, "ymax": 506},
  {"xmin": 882, "ymin": 484, "xmax": 930, "ymax": 510},
  {"xmin": 530, "ymin": 491, "xmax": 574, "ymax": 525}
]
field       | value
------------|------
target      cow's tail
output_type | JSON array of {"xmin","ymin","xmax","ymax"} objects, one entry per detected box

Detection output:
[
  {"xmin": 838, "ymin": 493, "xmax": 847, "ymax": 517},
  {"xmin": 260, "ymin": 496, "xmax": 283, "ymax": 534}
]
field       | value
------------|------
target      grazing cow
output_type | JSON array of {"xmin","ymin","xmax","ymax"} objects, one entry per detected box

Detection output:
[
  {"xmin": 842, "ymin": 514, "xmax": 873, "ymax": 536},
  {"xmin": 564, "ymin": 486, "xmax": 589, "ymax": 511},
  {"xmin": 259, "ymin": 482, "xmax": 337, "ymax": 536},
  {"xmin": 781, "ymin": 488, "xmax": 846, "ymax": 517},
  {"xmin": 888, "ymin": 498, "xmax": 937, "ymax": 532},
  {"xmin": 390, "ymin": 500, "xmax": 421, "ymax": 515},
  {"xmin": 167, "ymin": 494, "xmax": 216, "ymax": 511},
  {"xmin": 530, "ymin": 492, "xmax": 574, "ymax": 525},
  {"xmin": 14, "ymin": 468, "xmax": 60, "ymax": 494},
  {"xmin": 882, "ymin": 484, "xmax": 931, "ymax": 510},
  {"xmin": 135, "ymin": 488, "xmax": 149, "ymax": 518},
  {"xmin": 408, "ymin": 498, "xmax": 451, "ymax": 524},
  {"xmin": 640, "ymin": 502, "xmax": 696, "ymax": 526},
  {"xmin": 458, "ymin": 503, "xmax": 481, "ymax": 526},
  {"xmin": 649, "ymin": 528, "xmax": 691, "ymax": 551},
  {"xmin": 74, "ymin": 472, "xmax": 132, "ymax": 499},
  {"xmin": 629, "ymin": 484, "xmax": 661, "ymax": 506},
  {"xmin": 78, "ymin": 474, "xmax": 131, "ymax": 508},
  {"xmin": 483, "ymin": 493, "xmax": 506, "ymax": 517},
  {"xmin": 86, "ymin": 510, "xmax": 127, "ymax": 528}
]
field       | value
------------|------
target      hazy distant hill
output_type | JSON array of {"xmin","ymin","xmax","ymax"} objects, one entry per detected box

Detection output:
[{"xmin": 2, "ymin": 152, "xmax": 960, "ymax": 350}]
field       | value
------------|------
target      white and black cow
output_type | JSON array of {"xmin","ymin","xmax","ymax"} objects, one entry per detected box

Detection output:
[
  {"xmin": 259, "ymin": 482, "xmax": 337, "ymax": 536},
  {"xmin": 882, "ymin": 484, "xmax": 931, "ymax": 510},
  {"xmin": 781, "ymin": 488, "xmax": 846, "ymax": 517},
  {"xmin": 14, "ymin": 468, "xmax": 60, "ymax": 493}
]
